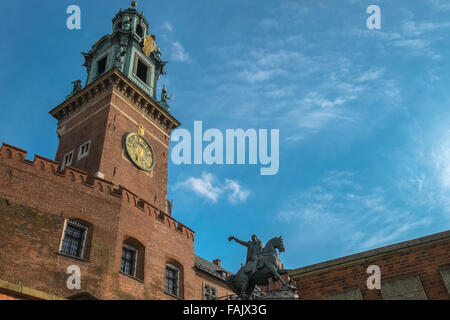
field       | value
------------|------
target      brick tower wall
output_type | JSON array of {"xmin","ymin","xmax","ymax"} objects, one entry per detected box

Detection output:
[{"xmin": 0, "ymin": 144, "xmax": 195, "ymax": 300}]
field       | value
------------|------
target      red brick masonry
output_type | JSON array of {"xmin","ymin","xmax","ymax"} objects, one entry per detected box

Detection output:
[{"xmin": 290, "ymin": 230, "xmax": 450, "ymax": 300}]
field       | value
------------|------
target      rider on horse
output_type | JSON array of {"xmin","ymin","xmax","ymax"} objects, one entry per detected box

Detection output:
[{"xmin": 228, "ymin": 235, "xmax": 263, "ymax": 276}]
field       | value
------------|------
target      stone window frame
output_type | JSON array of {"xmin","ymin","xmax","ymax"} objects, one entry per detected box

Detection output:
[
  {"xmin": 439, "ymin": 266, "xmax": 450, "ymax": 295},
  {"xmin": 133, "ymin": 52, "xmax": 153, "ymax": 87},
  {"xmin": 59, "ymin": 219, "xmax": 89, "ymax": 260},
  {"xmin": 62, "ymin": 150, "xmax": 74, "ymax": 169},
  {"xmin": 323, "ymin": 288, "xmax": 363, "ymax": 300},
  {"xmin": 95, "ymin": 54, "xmax": 109, "ymax": 78},
  {"xmin": 135, "ymin": 23, "xmax": 144, "ymax": 39},
  {"xmin": 77, "ymin": 140, "xmax": 91, "ymax": 161},
  {"xmin": 381, "ymin": 275, "xmax": 428, "ymax": 300},
  {"xmin": 203, "ymin": 283, "xmax": 218, "ymax": 300},
  {"xmin": 119, "ymin": 237, "xmax": 146, "ymax": 281},
  {"xmin": 121, "ymin": 243, "xmax": 138, "ymax": 278},
  {"xmin": 165, "ymin": 263, "xmax": 180, "ymax": 298}
]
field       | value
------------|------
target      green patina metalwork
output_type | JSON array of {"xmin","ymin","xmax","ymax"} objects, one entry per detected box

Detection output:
[
  {"xmin": 158, "ymin": 85, "xmax": 171, "ymax": 112},
  {"xmin": 80, "ymin": 2, "xmax": 170, "ymax": 112}
]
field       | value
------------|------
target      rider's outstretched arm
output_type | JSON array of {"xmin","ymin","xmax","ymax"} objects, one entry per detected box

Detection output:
[{"xmin": 230, "ymin": 236, "xmax": 249, "ymax": 247}]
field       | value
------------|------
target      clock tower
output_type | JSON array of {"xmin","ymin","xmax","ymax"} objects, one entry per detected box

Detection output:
[{"xmin": 49, "ymin": 1, "xmax": 180, "ymax": 212}]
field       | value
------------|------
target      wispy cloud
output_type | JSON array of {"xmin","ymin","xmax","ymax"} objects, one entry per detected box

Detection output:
[
  {"xmin": 393, "ymin": 39, "xmax": 430, "ymax": 50},
  {"xmin": 224, "ymin": 179, "xmax": 250, "ymax": 203},
  {"xmin": 428, "ymin": 0, "xmax": 450, "ymax": 11},
  {"xmin": 402, "ymin": 20, "xmax": 450, "ymax": 36},
  {"xmin": 171, "ymin": 41, "xmax": 190, "ymax": 62},
  {"xmin": 259, "ymin": 18, "xmax": 280, "ymax": 30},
  {"xmin": 356, "ymin": 68, "xmax": 385, "ymax": 83},
  {"xmin": 276, "ymin": 170, "xmax": 434, "ymax": 253},
  {"xmin": 176, "ymin": 172, "xmax": 222, "ymax": 202},
  {"xmin": 209, "ymin": 43, "xmax": 396, "ymax": 144},
  {"xmin": 238, "ymin": 69, "xmax": 285, "ymax": 83},
  {"xmin": 431, "ymin": 131, "xmax": 450, "ymax": 189},
  {"xmin": 163, "ymin": 22, "xmax": 174, "ymax": 32},
  {"xmin": 176, "ymin": 173, "xmax": 250, "ymax": 204}
]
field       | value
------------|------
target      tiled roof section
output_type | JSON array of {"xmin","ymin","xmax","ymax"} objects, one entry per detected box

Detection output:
[{"xmin": 195, "ymin": 255, "xmax": 233, "ymax": 280}]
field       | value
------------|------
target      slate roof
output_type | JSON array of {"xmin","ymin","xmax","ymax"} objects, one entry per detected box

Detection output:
[{"xmin": 194, "ymin": 255, "xmax": 233, "ymax": 281}]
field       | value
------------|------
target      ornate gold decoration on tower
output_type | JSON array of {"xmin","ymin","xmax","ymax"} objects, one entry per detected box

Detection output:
[
  {"xmin": 138, "ymin": 125, "xmax": 145, "ymax": 137},
  {"xmin": 143, "ymin": 35, "xmax": 156, "ymax": 56}
]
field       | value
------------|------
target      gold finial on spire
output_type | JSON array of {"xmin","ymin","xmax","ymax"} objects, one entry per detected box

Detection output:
[{"xmin": 131, "ymin": 1, "xmax": 137, "ymax": 8}]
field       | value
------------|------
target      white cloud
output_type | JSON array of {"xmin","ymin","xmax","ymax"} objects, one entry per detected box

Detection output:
[
  {"xmin": 428, "ymin": 0, "xmax": 450, "ymax": 11},
  {"xmin": 276, "ymin": 171, "xmax": 434, "ymax": 252},
  {"xmin": 299, "ymin": 92, "xmax": 354, "ymax": 109},
  {"xmin": 177, "ymin": 173, "xmax": 221, "ymax": 202},
  {"xmin": 239, "ymin": 70, "xmax": 277, "ymax": 83},
  {"xmin": 431, "ymin": 132, "xmax": 450, "ymax": 189},
  {"xmin": 171, "ymin": 41, "xmax": 190, "ymax": 62},
  {"xmin": 356, "ymin": 68, "xmax": 385, "ymax": 83},
  {"xmin": 402, "ymin": 20, "xmax": 450, "ymax": 36},
  {"xmin": 225, "ymin": 179, "xmax": 250, "ymax": 203},
  {"xmin": 176, "ymin": 173, "xmax": 250, "ymax": 204},
  {"xmin": 207, "ymin": 29, "xmax": 402, "ymax": 145},
  {"xmin": 393, "ymin": 39, "xmax": 430, "ymax": 50},
  {"xmin": 163, "ymin": 22, "xmax": 173, "ymax": 32}
]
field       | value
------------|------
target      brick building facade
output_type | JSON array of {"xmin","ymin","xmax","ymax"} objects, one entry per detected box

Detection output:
[
  {"xmin": 1, "ymin": 2, "xmax": 449, "ymax": 301},
  {"xmin": 288, "ymin": 230, "xmax": 450, "ymax": 300},
  {"xmin": 0, "ymin": 2, "xmax": 232, "ymax": 301}
]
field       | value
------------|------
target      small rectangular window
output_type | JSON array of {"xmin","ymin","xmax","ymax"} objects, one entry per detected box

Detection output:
[
  {"xmin": 63, "ymin": 150, "xmax": 74, "ymax": 169},
  {"xmin": 165, "ymin": 264, "xmax": 179, "ymax": 297},
  {"xmin": 136, "ymin": 59, "xmax": 149, "ymax": 84},
  {"xmin": 203, "ymin": 284, "xmax": 218, "ymax": 300},
  {"xmin": 78, "ymin": 141, "xmax": 91, "ymax": 160},
  {"xmin": 97, "ymin": 56, "xmax": 108, "ymax": 75},
  {"xmin": 121, "ymin": 244, "xmax": 138, "ymax": 277},
  {"xmin": 60, "ymin": 220, "xmax": 88, "ymax": 258}
]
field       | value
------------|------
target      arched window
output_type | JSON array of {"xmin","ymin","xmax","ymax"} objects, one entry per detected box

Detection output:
[
  {"xmin": 120, "ymin": 237, "xmax": 145, "ymax": 280},
  {"xmin": 59, "ymin": 219, "xmax": 92, "ymax": 260}
]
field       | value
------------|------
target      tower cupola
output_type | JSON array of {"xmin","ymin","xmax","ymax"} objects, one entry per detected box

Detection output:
[{"xmin": 81, "ymin": 1, "xmax": 169, "ymax": 110}]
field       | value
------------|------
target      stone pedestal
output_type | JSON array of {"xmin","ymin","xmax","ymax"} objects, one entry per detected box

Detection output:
[{"xmin": 255, "ymin": 288, "xmax": 299, "ymax": 300}]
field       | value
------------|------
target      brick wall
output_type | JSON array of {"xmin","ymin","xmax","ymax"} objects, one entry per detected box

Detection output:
[
  {"xmin": 0, "ymin": 143, "xmax": 196, "ymax": 300},
  {"xmin": 194, "ymin": 270, "xmax": 233, "ymax": 300},
  {"xmin": 54, "ymin": 82, "xmax": 172, "ymax": 213},
  {"xmin": 289, "ymin": 232, "xmax": 450, "ymax": 300}
]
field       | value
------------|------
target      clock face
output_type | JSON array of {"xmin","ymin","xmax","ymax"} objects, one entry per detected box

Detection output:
[{"xmin": 124, "ymin": 133, "xmax": 155, "ymax": 171}]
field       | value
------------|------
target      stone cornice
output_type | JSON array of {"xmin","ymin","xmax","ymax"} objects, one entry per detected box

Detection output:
[{"xmin": 49, "ymin": 68, "xmax": 181, "ymax": 132}]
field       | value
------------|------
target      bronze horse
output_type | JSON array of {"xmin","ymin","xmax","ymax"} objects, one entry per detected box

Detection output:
[{"xmin": 226, "ymin": 236, "xmax": 296, "ymax": 299}]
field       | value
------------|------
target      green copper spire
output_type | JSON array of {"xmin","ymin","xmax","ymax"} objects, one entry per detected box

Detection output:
[{"xmin": 80, "ymin": 1, "xmax": 169, "ymax": 111}]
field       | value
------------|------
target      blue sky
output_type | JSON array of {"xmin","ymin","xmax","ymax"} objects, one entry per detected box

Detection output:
[{"xmin": 1, "ymin": 0, "xmax": 450, "ymax": 273}]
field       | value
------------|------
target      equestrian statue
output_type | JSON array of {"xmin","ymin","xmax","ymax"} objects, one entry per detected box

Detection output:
[{"xmin": 226, "ymin": 234, "xmax": 296, "ymax": 300}]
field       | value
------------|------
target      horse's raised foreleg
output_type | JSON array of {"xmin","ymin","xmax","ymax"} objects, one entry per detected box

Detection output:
[{"xmin": 266, "ymin": 263, "xmax": 296, "ymax": 291}]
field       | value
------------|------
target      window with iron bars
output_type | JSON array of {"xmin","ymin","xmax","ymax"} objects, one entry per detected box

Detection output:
[
  {"xmin": 165, "ymin": 264, "xmax": 179, "ymax": 297},
  {"xmin": 203, "ymin": 284, "xmax": 218, "ymax": 300},
  {"xmin": 121, "ymin": 243, "xmax": 138, "ymax": 277},
  {"xmin": 60, "ymin": 219, "xmax": 87, "ymax": 258}
]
